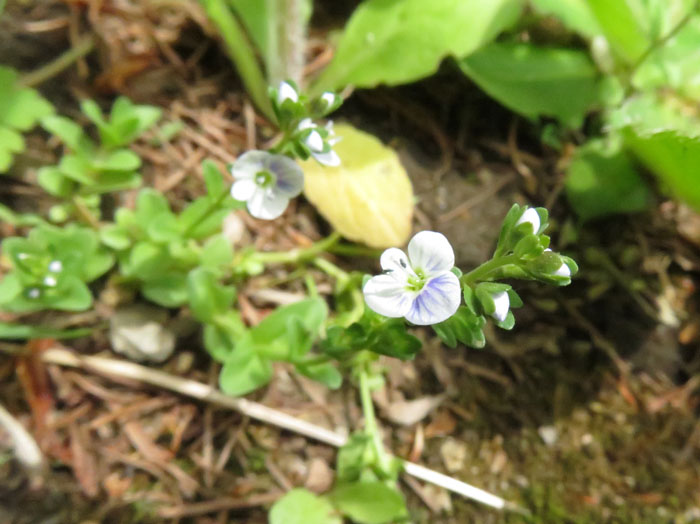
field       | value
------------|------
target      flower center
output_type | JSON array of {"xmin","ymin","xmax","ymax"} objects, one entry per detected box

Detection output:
[
  {"xmin": 405, "ymin": 268, "xmax": 427, "ymax": 292},
  {"xmin": 255, "ymin": 170, "xmax": 277, "ymax": 189}
]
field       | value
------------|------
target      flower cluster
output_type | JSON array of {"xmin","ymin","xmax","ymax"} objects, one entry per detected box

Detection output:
[
  {"xmin": 363, "ymin": 205, "xmax": 577, "ymax": 328},
  {"xmin": 229, "ymin": 81, "xmax": 342, "ymax": 220}
]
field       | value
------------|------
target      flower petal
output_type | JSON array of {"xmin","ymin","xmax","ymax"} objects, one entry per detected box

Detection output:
[
  {"xmin": 407, "ymin": 231, "xmax": 455, "ymax": 276},
  {"xmin": 247, "ymin": 190, "xmax": 290, "ymax": 220},
  {"xmin": 231, "ymin": 179, "xmax": 257, "ymax": 201},
  {"xmin": 311, "ymin": 149, "xmax": 340, "ymax": 167},
  {"xmin": 404, "ymin": 271, "xmax": 461, "ymax": 325},
  {"xmin": 554, "ymin": 263, "xmax": 571, "ymax": 277},
  {"xmin": 491, "ymin": 291, "xmax": 510, "ymax": 322},
  {"xmin": 298, "ymin": 118, "xmax": 315, "ymax": 131},
  {"xmin": 231, "ymin": 150, "xmax": 267, "ymax": 180},
  {"xmin": 516, "ymin": 208, "xmax": 541, "ymax": 234},
  {"xmin": 268, "ymin": 156, "xmax": 304, "ymax": 197},
  {"xmin": 379, "ymin": 247, "xmax": 412, "ymax": 278},
  {"xmin": 305, "ymin": 130, "xmax": 325, "ymax": 153},
  {"xmin": 363, "ymin": 274, "xmax": 412, "ymax": 319},
  {"xmin": 277, "ymin": 81, "xmax": 298, "ymax": 104}
]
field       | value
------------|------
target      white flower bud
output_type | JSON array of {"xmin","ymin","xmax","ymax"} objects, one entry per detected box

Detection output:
[
  {"xmin": 27, "ymin": 288, "xmax": 41, "ymax": 299},
  {"xmin": 277, "ymin": 81, "xmax": 298, "ymax": 105},
  {"xmin": 491, "ymin": 291, "xmax": 510, "ymax": 323},
  {"xmin": 48, "ymin": 260, "xmax": 62, "ymax": 273},
  {"xmin": 305, "ymin": 130, "xmax": 325, "ymax": 153},
  {"xmin": 554, "ymin": 263, "xmax": 571, "ymax": 277},
  {"xmin": 43, "ymin": 276, "xmax": 57, "ymax": 287},
  {"xmin": 516, "ymin": 208, "xmax": 541, "ymax": 234}
]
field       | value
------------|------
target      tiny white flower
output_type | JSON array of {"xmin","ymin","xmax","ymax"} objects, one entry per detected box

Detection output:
[
  {"xmin": 363, "ymin": 231, "xmax": 461, "ymax": 326},
  {"xmin": 516, "ymin": 208, "xmax": 541, "ymax": 234},
  {"xmin": 43, "ymin": 276, "xmax": 57, "ymax": 287},
  {"xmin": 277, "ymin": 81, "xmax": 298, "ymax": 105},
  {"xmin": 27, "ymin": 288, "xmax": 41, "ymax": 299},
  {"xmin": 230, "ymin": 151, "xmax": 304, "ymax": 220},
  {"xmin": 17, "ymin": 253, "xmax": 29, "ymax": 261},
  {"xmin": 48, "ymin": 260, "xmax": 62, "ymax": 273},
  {"xmin": 491, "ymin": 291, "xmax": 510, "ymax": 323}
]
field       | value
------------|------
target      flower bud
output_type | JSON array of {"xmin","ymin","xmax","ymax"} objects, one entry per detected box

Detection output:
[
  {"xmin": 276, "ymin": 81, "xmax": 298, "ymax": 105},
  {"xmin": 491, "ymin": 291, "xmax": 510, "ymax": 323},
  {"xmin": 516, "ymin": 208, "xmax": 541, "ymax": 234}
]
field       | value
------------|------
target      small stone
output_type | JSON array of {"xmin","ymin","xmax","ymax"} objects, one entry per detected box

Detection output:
[
  {"xmin": 440, "ymin": 438, "xmax": 467, "ymax": 473},
  {"xmin": 109, "ymin": 305, "xmax": 176, "ymax": 363},
  {"xmin": 538, "ymin": 425, "xmax": 558, "ymax": 446}
]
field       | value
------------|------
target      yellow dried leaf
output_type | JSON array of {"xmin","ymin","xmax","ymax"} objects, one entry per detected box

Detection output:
[{"xmin": 301, "ymin": 123, "xmax": 414, "ymax": 248}]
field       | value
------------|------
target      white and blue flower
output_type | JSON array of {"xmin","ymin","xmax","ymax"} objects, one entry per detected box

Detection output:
[
  {"xmin": 363, "ymin": 231, "xmax": 461, "ymax": 326},
  {"xmin": 230, "ymin": 150, "xmax": 304, "ymax": 220}
]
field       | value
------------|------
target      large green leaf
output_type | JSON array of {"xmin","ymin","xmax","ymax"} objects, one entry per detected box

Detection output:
[
  {"xmin": 314, "ymin": 0, "xmax": 523, "ymax": 92},
  {"xmin": 530, "ymin": 0, "xmax": 601, "ymax": 37},
  {"xmin": 460, "ymin": 42, "xmax": 604, "ymax": 127},
  {"xmin": 624, "ymin": 130, "xmax": 700, "ymax": 212},
  {"xmin": 565, "ymin": 139, "xmax": 651, "ymax": 220},
  {"xmin": 586, "ymin": 0, "xmax": 650, "ymax": 64}
]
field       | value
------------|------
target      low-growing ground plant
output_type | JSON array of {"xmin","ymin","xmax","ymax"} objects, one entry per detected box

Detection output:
[{"xmin": 0, "ymin": 80, "xmax": 577, "ymax": 523}]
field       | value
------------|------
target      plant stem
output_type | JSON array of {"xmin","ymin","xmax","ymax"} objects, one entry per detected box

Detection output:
[
  {"xmin": 250, "ymin": 232, "xmax": 342, "ymax": 265},
  {"xmin": 18, "ymin": 35, "xmax": 95, "ymax": 88},
  {"xmin": 461, "ymin": 254, "xmax": 518, "ymax": 286},
  {"xmin": 358, "ymin": 365, "xmax": 390, "ymax": 470},
  {"xmin": 200, "ymin": 0, "xmax": 274, "ymax": 121}
]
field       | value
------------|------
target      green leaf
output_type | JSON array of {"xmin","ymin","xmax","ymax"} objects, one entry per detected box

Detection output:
[
  {"xmin": 460, "ymin": 43, "xmax": 603, "ymax": 127},
  {"xmin": 330, "ymin": 481, "xmax": 408, "ymax": 524},
  {"xmin": 586, "ymin": 0, "xmax": 650, "ymax": 64},
  {"xmin": 287, "ymin": 316, "xmax": 315, "ymax": 361},
  {"xmin": 95, "ymin": 149, "xmax": 141, "ymax": 171},
  {"xmin": 336, "ymin": 433, "xmax": 371, "ymax": 482},
  {"xmin": 530, "ymin": 0, "xmax": 601, "ymax": 37},
  {"xmin": 251, "ymin": 297, "xmax": 328, "ymax": 349},
  {"xmin": 0, "ymin": 80, "xmax": 54, "ymax": 131},
  {"xmin": 433, "ymin": 306, "xmax": 486, "ymax": 348},
  {"xmin": 365, "ymin": 319, "xmax": 421, "ymax": 360},
  {"xmin": 321, "ymin": 323, "xmax": 367, "ymax": 359},
  {"xmin": 269, "ymin": 489, "xmax": 341, "ymax": 524},
  {"xmin": 295, "ymin": 360, "xmax": 342, "ymax": 389},
  {"xmin": 623, "ymin": 130, "xmax": 700, "ymax": 212},
  {"xmin": 37, "ymin": 166, "xmax": 75, "ymax": 197},
  {"xmin": 565, "ymin": 139, "xmax": 651, "ymax": 220},
  {"xmin": 219, "ymin": 344, "xmax": 273, "ymax": 396},
  {"xmin": 314, "ymin": 0, "xmax": 523, "ymax": 92},
  {"xmin": 146, "ymin": 211, "xmax": 181, "ymax": 243},
  {"xmin": 202, "ymin": 159, "xmax": 226, "ymax": 197},
  {"xmin": 41, "ymin": 115, "xmax": 89, "ymax": 151},
  {"xmin": 187, "ymin": 268, "xmax": 236, "ymax": 323},
  {"xmin": 142, "ymin": 273, "xmax": 189, "ymax": 307},
  {"xmin": 200, "ymin": 235, "xmax": 234, "ymax": 273},
  {"xmin": 0, "ymin": 126, "xmax": 25, "ymax": 172}
]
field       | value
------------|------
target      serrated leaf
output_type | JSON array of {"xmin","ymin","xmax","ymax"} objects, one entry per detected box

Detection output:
[
  {"xmin": 314, "ymin": 0, "xmax": 523, "ymax": 92},
  {"xmin": 460, "ymin": 43, "xmax": 603, "ymax": 127},
  {"xmin": 301, "ymin": 124, "xmax": 413, "ymax": 248}
]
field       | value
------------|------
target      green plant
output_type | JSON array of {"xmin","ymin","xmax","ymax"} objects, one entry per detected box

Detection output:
[
  {"xmin": 38, "ymin": 96, "xmax": 161, "ymax": 222},
  {"xmin": 0, "ymin": 65, "xmax": 54, "ymax": 173}
]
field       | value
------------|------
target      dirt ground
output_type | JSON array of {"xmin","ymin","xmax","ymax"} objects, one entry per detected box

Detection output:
[{"xmin": 1, "ymin": 2, "xmax": 700, "ymax": 523}]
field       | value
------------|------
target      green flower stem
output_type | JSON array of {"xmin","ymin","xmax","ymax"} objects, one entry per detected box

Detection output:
[
  {"xmin": 328, "ymin": 243, "xmax": 383, "ymax": 258},
  {"xmin": 200, "ymin": 0, "xmax": 274, "ymax": 121},
  {"xmin": 358, "ymin": 364, "xmax": 391, "ymax": 472},
  {"xmin": 461, "ymin": 254, "xmax": 519, "ymax": 286},
  {"xmin": 18, "ymin": 34, "xmax": 95, "ymax": 88},
  {"xmin": 250, "ymin": 232, "xmax": 342, "ymax": 265},
  {"xmin": 312, "ymin": 256, "xmax": 349, "ymax": 283}
]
